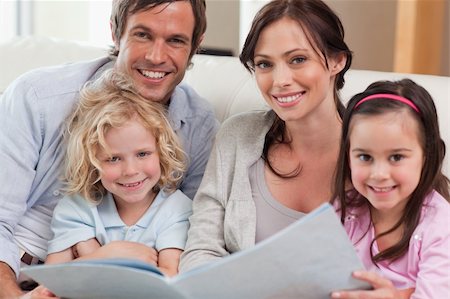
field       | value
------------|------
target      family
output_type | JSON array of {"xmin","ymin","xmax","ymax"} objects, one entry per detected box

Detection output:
[{"xmin": 0, "ymin": 0, "xmax": 448, "ymax": 298}]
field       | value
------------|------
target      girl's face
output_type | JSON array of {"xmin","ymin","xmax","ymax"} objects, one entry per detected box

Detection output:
[
  {"xmin": 96, "ymin": 118, "xmax": 161, "ymax": 211},
  {"xmin": 253, "ymin": 17, "xmax": 345, "ymax": 124},
  {"xmin": 348, "ymin": 111, "xmax": 424, "ymax": 219}
]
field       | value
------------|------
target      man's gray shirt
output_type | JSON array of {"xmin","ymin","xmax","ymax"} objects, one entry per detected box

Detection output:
[{"xmin": 0, "ymin": 57, "xmax": 219, "ymax": 275}]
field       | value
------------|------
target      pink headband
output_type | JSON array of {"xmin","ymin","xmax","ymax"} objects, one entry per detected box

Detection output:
[{"xmin": 354, "ymin": 93, "xmax": 420, "ymax": 113}]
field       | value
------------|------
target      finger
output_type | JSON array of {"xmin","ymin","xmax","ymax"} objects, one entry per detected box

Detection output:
[
  {"xmin": 352, "ymin": 271, "xmax": 394, "ymax": 289},
  {"xmin": 331, "ymin": 289, "xmax": 389, "ymax": 299}
]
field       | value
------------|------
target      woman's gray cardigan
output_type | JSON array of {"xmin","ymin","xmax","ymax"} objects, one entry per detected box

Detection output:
[{"xmin": 180, "ymin": 110, "xmax": 275, "ymax": 272}]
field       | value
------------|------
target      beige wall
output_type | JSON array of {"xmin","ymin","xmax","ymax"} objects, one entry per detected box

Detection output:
[
  {"xmin": 441, "ymin": 0, "xmax": 449, "ymax": 76},
  {"xmin": 206, "ymin": 0, "xmax": 448, "ymax": 76},
  {"xmin": 325, "ymin": 0, "xmax": 397, "ymax": 73},
  {"xmin": 203, "ymin": 0, "xmax": 240, "ymax": 56}
]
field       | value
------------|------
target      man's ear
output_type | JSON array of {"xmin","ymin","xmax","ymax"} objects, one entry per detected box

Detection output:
[
  {"xmin": 330, "ymin": 52, "xmax": 347, "ymax": 75},
  {"xmin": 110, "ymin": 21, "xmax": 119, "ymax": 51},
  {"xmin": 195, "ymin": 33, "xmax": 205, "ymax": 51},
  {"xmin": 198, "ymin": 33, "xmax": 205, "ymax": 46}
]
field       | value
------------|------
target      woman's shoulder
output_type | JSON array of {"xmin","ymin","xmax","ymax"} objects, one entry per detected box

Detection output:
[{"xmin": 217, "ymin": 110, "xmax": 274, "ymax": 141}]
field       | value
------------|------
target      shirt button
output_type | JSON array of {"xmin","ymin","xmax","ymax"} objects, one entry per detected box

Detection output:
[{"xmin": 52, "ymin": 190, "xmax": 60, "ymax": 196}]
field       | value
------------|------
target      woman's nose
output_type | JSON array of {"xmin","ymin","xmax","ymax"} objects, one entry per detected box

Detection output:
[{"xmin": 272, "ymin": 64, "xmax": 293, "ymax": 87}]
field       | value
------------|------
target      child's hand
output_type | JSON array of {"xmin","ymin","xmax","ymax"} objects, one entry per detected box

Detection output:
[
  {"xmin": 72, "ymin": 238, "xmax": 101, "ymax": 258},
  {"xmin": 84, "ymin": 241, "xmax": 158, "ymax": 266},
  {"xmin": 21, "ymin": 285, "xmax": 59, "ymax": 299},
  {"xmin": 331, "ymin": 271, "xmax": 413, "ymax": 299}
]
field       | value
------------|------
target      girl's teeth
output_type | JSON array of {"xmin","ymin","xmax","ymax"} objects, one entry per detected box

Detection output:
[{"xmin": 373, "ymin": 186, "xmax": 394, "ymax": 192}]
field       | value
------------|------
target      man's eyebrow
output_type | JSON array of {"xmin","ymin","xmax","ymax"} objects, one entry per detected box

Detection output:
[{"xmin": 129, "ymin": 24, "xmax": 151, "ymax": 32}]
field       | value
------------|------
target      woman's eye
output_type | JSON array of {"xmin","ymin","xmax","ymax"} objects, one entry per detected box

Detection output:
[
  {"xmin": 255, "ymin": 61, "xmax": 271, "ymax": 69},
  {"xmin": 291, "ymin": 57, "xmax": 306, "ymax": 64}
]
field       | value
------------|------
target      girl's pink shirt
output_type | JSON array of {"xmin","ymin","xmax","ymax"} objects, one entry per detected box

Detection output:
[{"xmin": 336, "ymin": 190, "xmax": 450, "ymax": 299}]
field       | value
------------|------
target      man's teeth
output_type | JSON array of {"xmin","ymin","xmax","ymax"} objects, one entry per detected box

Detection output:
[
  {"xmin": 141, "ymin": 70, "xmax": 165, "ymax": 79},
  {"xmin": 276, "ymin": 94, "xmax": 301, "ymax": 103}
]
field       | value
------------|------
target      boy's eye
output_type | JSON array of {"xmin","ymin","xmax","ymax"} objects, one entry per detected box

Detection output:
[
  {"xmin": 107, "ymin": 156, "xmax": 119, "ymax": 163},
  {"xmin": 137, "ymin": 151, "xmax": 151, "ymax": 158}
]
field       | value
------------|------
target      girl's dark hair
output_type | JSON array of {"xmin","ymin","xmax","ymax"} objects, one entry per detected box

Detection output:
[
  {"xmin": 239, "ymin": 0, "xmax": 352, "ymax": 177},
  {"xmin": 333, "ymin": 78, "xmax": 450, "ymax": 264}
]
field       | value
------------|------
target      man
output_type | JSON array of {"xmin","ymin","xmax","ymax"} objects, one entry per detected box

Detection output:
[{"xmin": 0, "ymin": 0, "xmax": 218, "ymax": 297}]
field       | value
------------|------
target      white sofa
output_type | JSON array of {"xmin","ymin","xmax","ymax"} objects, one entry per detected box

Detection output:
[{"xmin": 1, "ymin": 36, "xmax": 449, "ymax": 175}]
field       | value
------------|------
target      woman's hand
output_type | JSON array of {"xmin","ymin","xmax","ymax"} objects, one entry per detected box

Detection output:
[{"xmin": 331, "ymin": 271, "xmax": 413, "ymax": 299}]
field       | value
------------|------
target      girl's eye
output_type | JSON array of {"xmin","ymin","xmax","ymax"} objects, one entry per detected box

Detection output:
[
  {"xmin": 255, "ymin": 61, "xmax": 271, "ymax": 69},
  {"xmin": 291, "ymin": 56, "xmax": 306, "ymax": 64},
  {"xmin": 358, "ymin": 154, "xmax": 371, "ymax": 162},
  {"xmin": 390, "ymin": 154, "xmax": 404, "ymax": 162}
]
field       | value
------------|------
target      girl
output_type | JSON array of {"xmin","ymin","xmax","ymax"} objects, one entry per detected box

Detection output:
[
  {"xmin": 332, "ymin": 79, "xmax": 450, "ymax": 298},
  {"xmin": 45, "ymin": 70, "xmax": 191, "ymax": 277},
  {"xmin": 180, "ymin": 0, "xmax": 352, "ymax": 271}
]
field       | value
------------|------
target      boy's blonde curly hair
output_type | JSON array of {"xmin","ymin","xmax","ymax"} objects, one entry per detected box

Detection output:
[{"xmin": 64, "ymin": 69, "xmax": 186, "ymax": 203}]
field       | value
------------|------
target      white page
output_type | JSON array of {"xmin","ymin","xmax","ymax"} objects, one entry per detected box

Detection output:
[
  {"xmin": 172, "ymin": 203, "xmax": 369, "ymax": 299},
  {"xmin": 23, "ymin": 203, "xmax": 370, "ymax": 299}
]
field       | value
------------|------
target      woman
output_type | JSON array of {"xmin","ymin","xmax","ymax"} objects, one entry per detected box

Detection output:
[{"xmin": 180, "ymin": 0, "xmax": 352, "ymax": 271}]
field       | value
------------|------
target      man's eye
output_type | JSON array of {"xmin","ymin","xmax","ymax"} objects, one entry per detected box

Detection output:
[
  {"xmin": 135, "ymin": 32, "xmax": 149, "ymax": 39},
  {"xmin": 170, "ymin": 38, "xmax": 185, "ymax": 44}
]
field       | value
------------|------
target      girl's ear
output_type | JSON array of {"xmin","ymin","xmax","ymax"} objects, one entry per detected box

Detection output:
[{"xmin": 330, "ymin": 52, "xmax": 347, "ymax": 75}]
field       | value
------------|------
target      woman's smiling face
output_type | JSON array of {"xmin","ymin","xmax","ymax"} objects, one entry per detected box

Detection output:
[{"xmin": 253, "ymin": 17, "xmax": 344, "ymax": 124}]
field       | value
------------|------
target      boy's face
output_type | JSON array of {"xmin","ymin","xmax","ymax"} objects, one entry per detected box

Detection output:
[
  {"xmin": 97, "ymin": 119, "xmax": 161, "ymax": 213},
  {"xmin": 113, "ymin": 1, "xmax": 194, "ymax": 104}
]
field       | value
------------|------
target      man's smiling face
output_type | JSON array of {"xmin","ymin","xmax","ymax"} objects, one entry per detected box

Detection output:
[{"xmin": 113, "ymin": 1, "xmax": 194, "ymax": 104}]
